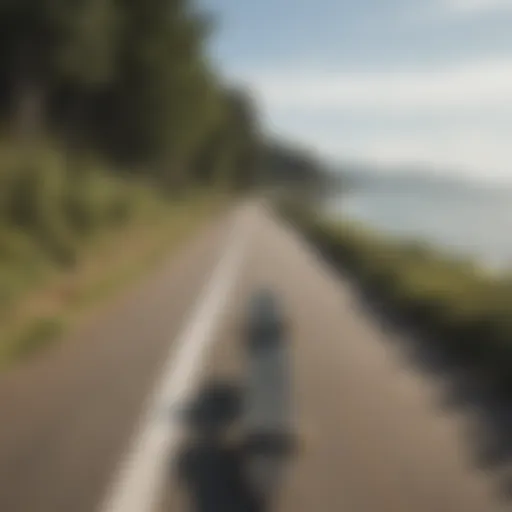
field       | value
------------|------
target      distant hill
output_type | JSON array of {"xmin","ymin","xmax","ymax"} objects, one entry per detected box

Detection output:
[{"xmin": 335, "ymin": 163, "xmax": 511, "ymax": 196}]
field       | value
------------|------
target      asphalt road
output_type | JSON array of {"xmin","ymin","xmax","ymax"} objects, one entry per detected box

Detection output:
[
  {"xmin": 0, "ymin": 201, "xmax": 506, "ymax": 512},
  {"xmin": 0, "ymin": 207, "xmax": 236, "ymax": 512},
  {"xmin": 159, "ymin": 203, "xmax": 503, "ymax": 512}
]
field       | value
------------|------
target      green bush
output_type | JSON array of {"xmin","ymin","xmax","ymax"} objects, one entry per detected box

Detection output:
[
  {"xmin": 64, "ymin": 165, "xmax": 137, "ymax": 234},
  {"xmin": 6, "ymin": 316, "xmax": 65, "ymax": 361},
  {"xmin": 0, "ymin": 143, "xmax": 161, "ymax": 322},
  {"xmin": 0, "ymin": 225, "xmax": 50, "ymax": 310},
  {"xmin": 1, "ymin": 148, "xmax": 78, "ymax": 266},
  {"xmin": 284, "ymin": 204, "xmax": 512, "ymax": 395},
  {"xmin": 0, "ymin": 147, "xmax": 152, "ymax": 269}
]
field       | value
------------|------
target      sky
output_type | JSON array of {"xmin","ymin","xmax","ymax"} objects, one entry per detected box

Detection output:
[{"xmin": 198, "ymin": 0, "xmax": 512, "ymax": 181}]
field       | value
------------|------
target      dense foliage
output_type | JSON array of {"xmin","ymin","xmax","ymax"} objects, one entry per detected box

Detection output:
[
  {"xmin": 0, "ymin": 0, "xmax": 265, "ymax": 188},
  {"xmin": 283, "ymin": 203, "xmax": 512, "ymax": 397}
]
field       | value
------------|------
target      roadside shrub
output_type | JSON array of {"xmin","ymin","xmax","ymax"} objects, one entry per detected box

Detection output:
[
  {"xmin": 2, "ymin": 149, "xmax": 78, "ymax": 266},
  {"xmin": 283, "ymin": 203, "xmax": 512, "ymax": 396},
  {"xmin": 7, "ymin": 316, "xmax": 65, "ymax": 360},
  {"xmin": 0, "ymin": 225, "xmax": 48, "ymax": 302}
]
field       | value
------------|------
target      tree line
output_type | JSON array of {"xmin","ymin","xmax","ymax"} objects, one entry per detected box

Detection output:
[{"xmin": 0, "ymin": 0, "xmax": 267, "ymax": 190}]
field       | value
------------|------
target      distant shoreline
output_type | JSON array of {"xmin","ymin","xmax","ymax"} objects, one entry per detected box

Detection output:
[{"xmin": 325, "ymin": 176, "xmax": 512, "ymax": 273}]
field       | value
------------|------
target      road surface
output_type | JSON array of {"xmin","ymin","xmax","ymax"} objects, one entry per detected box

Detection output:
[{"xmin": 0, "ymin": 201, "xmax": 505, "ymax": 511}]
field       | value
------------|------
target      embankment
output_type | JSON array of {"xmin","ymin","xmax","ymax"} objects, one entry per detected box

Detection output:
[
  {"xmin": 280, "ymin": 200, "xmax": 512, "ymax": 397},
  {"xmin": 0, "ymin": 142, "xmax": 228, "ymax": 367}
]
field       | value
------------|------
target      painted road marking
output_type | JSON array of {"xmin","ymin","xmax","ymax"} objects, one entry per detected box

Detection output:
[{"xmin": 98, "ymin": 208, "xmax": 250, "ymax": 512}]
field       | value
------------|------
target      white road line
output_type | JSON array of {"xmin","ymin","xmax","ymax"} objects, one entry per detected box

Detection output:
[{"xmin": 98, "ymin": 207, "xmax": 250, "ymax": 512}]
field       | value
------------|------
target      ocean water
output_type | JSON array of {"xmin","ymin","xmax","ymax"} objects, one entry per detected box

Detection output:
[{"xmin": 326, "ymin": 180, "xmax": 512, "ymax": 272}]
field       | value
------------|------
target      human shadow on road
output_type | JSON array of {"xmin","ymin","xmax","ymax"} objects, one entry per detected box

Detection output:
[
  {"xmin": 173, "ymin": 380, "xmax": 293, "ymax": 512},
  {"xmin": 305, "ymin": 237, "xmax": 512, "ymax": 503}
]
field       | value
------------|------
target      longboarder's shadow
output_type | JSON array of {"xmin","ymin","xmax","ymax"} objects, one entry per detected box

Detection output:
[{"xmin": 174, "ymin": 380, "xmax": 289, "ymax": 512}]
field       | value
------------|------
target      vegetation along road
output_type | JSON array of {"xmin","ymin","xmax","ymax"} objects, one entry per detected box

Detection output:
[{"xmin": 0, "ymin": 201, "xmax": 506, "ymax": 512}]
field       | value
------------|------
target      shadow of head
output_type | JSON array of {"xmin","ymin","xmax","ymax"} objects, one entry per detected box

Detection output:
[
  {"xmin": 174, "ymin": 380, "xmax": 295, "ymax": 511},
  {"xmin": 181, "ymin": 381, "xmax": 242, "ymax": 438},
  {"xmin": 175, "ymin": 381, "xmax": 263, "ymax": 512}
]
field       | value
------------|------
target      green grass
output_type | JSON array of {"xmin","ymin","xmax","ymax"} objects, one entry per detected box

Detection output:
[
  {"xmin": 0, "ymin": 317, "xmax": 67, "ymax": 365},
  {"xmin": 0, "ymin": 139, "xmax": 230, "ymax": 368},
  {"xmin": 0, "ymin": 195, "xmax": 227, "ymax": 369},
  {"xmin": 71, "ymin": 193, "xmax": 228, "ymax": 311},
  {"xmin": 281, "ymin": 200, "xmax": 512, "ymax": 394}
]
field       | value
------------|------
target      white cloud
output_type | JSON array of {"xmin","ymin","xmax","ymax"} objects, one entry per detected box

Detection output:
[
  {"xmin": 238, "ymin": 59, "xmax": 512, "ymax": 114},
  {"xmin": 348, "ymin": 129, "xmax": 512, "ymax": 181},
  {"xmin": 407, "ymin": 0, "xmax": 512, "ymax": 25},
  {"xmin": 445, "ymin": 0, "xmax": 512, "ymax": 12},
  {"xmin": 235, "ymin": 59, "xmax": 512, "ymax": 181},
  {"xmin": 269, "ymin": 123, "xmax": 512, "ymax": 182}
]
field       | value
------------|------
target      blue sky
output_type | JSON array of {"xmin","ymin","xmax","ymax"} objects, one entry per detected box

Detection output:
[{"xmin": 199, "ymin": 0, "xmax": 512, "ymax": 181}]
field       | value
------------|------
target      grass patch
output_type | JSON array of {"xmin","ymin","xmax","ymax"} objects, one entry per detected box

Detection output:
[
  {"xmin": 0, "ymin": 189, "xmax": 229, "ymax": 369},
  {"xmin": 0, "ymin": 137, "xmax": 231, "ymax": 367},
  {"xmin": 0, "ymin": 317, "xmax": 67, "ymax": 367},
  {"xmin": 71, "ymin": 193, "xmax": 228, "ymax": 311}
]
